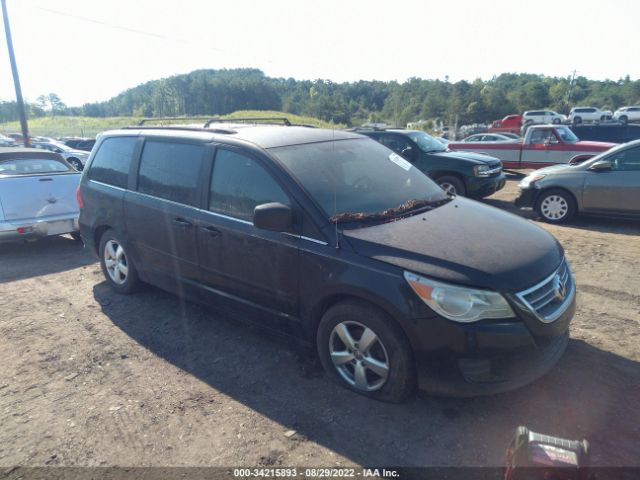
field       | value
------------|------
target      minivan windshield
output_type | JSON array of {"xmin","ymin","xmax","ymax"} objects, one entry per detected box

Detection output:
[{"xmin": 271, "ymin": 138, "xmax": 449, "ymax": 225}]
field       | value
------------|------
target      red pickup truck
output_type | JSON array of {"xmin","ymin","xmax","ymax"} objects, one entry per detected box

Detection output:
[
  {"xmin": 488, "ymin": 114, "xmax": 522, "ymax": 134},
  {"xmin": 449, "ymin": 125, "xmax": 615, "ymax": 169}
]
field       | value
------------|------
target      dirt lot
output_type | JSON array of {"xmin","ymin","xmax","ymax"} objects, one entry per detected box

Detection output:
[{"xmin": 1, "ymin": 174, "xmax": 639, "ymax": 471}]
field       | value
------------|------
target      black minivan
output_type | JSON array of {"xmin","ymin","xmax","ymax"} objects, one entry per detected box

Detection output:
[{"xmin": 78, "ymin": 124, "xmax": 575, "ymax": 402}]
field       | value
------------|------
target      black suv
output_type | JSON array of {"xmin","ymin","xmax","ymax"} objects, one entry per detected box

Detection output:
[
  {"xmin": 78, "ymin": 122, "xmax": 575, "ymax": 402},
  {"xmin": 355, "ymin": 128, "xmax": 506, "ymax": 198}
]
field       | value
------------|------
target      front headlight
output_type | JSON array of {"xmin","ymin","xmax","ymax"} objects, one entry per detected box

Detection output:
[
  {"xmin": 404, "ymin": 272, "xmax": 515, "ymax": 322},
  {"xmin": 473, "ymin": 164, "xmax": 491, "ymax": 177},
  {"xmin": 519, "ymin": 173, "xmax": 546, "ymax": 189}
]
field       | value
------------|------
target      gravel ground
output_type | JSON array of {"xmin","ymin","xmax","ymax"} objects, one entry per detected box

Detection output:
[{"xmin": 0, "ymin": 174, "xmax": 639, "ymax": 470}]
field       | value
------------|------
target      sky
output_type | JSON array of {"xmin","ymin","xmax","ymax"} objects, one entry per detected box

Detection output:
[{"xmin": 1, "ymin": 0, "xmax": 639, "ymax": 107}]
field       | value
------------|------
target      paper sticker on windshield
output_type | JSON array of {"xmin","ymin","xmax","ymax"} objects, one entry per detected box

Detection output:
[{"xmin": 388, "ymin": 152, "xmax": 412, "ymax": 171}]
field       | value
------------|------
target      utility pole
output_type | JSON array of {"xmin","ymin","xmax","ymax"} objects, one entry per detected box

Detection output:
[
  {"xmin": 2, "ymin": 0, "xmax": 30, "ymax": 145},
  {"xmin": 564, "ymin": 70, "xmax": 577, "ymax": 114}
]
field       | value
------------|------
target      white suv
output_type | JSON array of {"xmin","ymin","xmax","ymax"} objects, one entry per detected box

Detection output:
[
  {"xmin": 568, "ymin": 107, "xmax": 612, "ymax": 124},
  {"xmin": 613, "ymin": 106, "xmax": 640, "ymax": 124},
  {"xmin": 522, "ymin": 110, "xmax": 566, "ymax": 126}
]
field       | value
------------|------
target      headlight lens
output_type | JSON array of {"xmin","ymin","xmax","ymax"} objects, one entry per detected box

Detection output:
[
  {"xmin": 519, "ymin": 173, "xmax": 546, "ymax": 188},
  {"xmin": 473, "ymin": 164, "xmax": 491, "ymax": 177},
  {"xmin": 404, "ymin": 272, "xmax": 515, "ymax": 322}
]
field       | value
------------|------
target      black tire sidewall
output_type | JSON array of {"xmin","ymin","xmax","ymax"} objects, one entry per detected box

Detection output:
[
  {"xmin": 317, "ymin": 300, "xmax": 416, "ymax": 403},
  {"xmin": 98, "ymin": 229, "xmax": 139, "ymax": 294},
  {"xmin": 536, "ymin": 189, "xmax": 576, "ymax": 224}
]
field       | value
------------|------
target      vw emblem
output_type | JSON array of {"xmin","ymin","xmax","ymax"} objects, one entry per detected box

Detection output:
[{"xmin": 552, "ymin": 274, "xmax": 566, "ymax": 302}]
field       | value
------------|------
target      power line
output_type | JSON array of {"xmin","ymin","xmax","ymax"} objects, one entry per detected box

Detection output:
[{"xmin": 36, "ymin": 6, "xmax": 224, "ymax": 52}]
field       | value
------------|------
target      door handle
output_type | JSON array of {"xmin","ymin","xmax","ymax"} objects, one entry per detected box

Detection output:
[
  {"xmin": 172, "ymin": 218, "xmax": 193, "ymax": 229},
  {"xmin": 39, "ymin": 177, "xmax": 53, "ymax": 182},
  {"xmin": 200, "ymin": 225, "xmax": 221, "ymax": 237}
]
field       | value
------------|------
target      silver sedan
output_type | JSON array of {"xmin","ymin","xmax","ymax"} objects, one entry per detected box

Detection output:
[{"xmin": 515, "ymin": 139, "xmax": 640, "ymax": 223}]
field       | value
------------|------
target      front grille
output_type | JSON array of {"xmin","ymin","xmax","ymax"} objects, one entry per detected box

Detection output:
[{"xmin": 516, "ymin": 259, "xmax": 575, "ymax": 323}]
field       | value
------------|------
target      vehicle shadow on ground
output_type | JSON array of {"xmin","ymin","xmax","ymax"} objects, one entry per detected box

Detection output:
[
  {"xmin": 480, "ymin": 197, "xmax": 640, "ymax": 237},
  {"xmin": 0, "ymin": 236, "xmax": 96, "ymax": 283},
  {"xmin": 95, "ymin": 282, "xmax": 640, "ymax": 468}
]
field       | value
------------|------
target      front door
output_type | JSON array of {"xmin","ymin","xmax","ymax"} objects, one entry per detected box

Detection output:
[
  {"xmin": 583, "ymin": 146, "xmax": 640, "ymax": 213},
  {"xmin": 523, "ymin": 128, "xmax": 559, "ymax": 166},
  {"xmin": 197, "ymin": 147, "xmax": 299, "ymax": 317}
]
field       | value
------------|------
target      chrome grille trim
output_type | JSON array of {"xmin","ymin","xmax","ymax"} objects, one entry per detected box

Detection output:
[{"xmin": 516, "ymin": 259, "xmax": 575, "ymax": 323}]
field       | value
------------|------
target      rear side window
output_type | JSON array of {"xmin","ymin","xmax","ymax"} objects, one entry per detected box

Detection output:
[
  {"xmin": 209, "ymin": 149, "xmax": 289, "ymax": 221},
  {"xmin": 88, "ymin": 137, "xmax": 137, "ymax": 188},
  {"xmin": 137, "ymin": 141, "xmax": 204, "ymax": 206},
  {"xmin": 0, "ymin": 158, "xmax": 72, "ymax": 175}
]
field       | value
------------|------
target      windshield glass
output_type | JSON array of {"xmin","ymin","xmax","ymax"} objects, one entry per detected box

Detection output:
[
  {"xmin": 555, "ymin": 126, "xmax": 579, "ymax": 143},
  {"xmin": 406, "ymin": 131, "xmax": 447, "ymax": 153},
  {"xmin": 0, "ymin": 158, "xmax": 73, "ymax": 175},
  {"xmin": 271, "ymin": 138, "xmax": 448, "ymax": 224}
]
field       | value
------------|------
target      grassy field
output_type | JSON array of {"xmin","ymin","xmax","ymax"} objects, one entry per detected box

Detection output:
[{"xmin": 0, "ymin": 111, "xmax": 343, "ymax": 138}]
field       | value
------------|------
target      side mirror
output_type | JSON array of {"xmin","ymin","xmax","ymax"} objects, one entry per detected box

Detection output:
[
  {"xmin": 253, "ymin": 202, "xmax": 294, "ymax": 232},
  {"xmin": 589, "ymin": 160, "xmax": 612, "ymax": 171}
]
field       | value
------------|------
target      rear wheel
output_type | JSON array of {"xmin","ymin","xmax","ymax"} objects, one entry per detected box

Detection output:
[
  {"xmin": 67, "ymin": 158, "xmax": 83, "ymax": 171},
  {"xmin": 99, "ymin": 230, "xmax": 140, "ymax": 293},
  {"xmin": 536, "ymin": 189, "xmax": 576, "ymax": 224},
  {"xmin": 317, "ymin": 300, "xmax": 416, "ymax": 403},
  {"xmin": 436, "ymin": 175, "xmax": 466, "ymax": 197}
]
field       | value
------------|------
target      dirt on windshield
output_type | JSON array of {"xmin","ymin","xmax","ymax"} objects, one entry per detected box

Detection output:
[{"xmin": 0, "ymin": 173, "xmax": 639, "ymax": 471}]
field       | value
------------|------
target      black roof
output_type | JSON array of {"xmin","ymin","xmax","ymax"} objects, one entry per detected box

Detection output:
[{"xmin": 109, "ymin": 125, "xmax": 364, "ymax": 149}]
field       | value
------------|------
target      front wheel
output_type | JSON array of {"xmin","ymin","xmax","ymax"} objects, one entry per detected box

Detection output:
[
  {"xmin": 552, "ymin": 118, "xmax": 561, "ymax": 124},
  {"xmin": 317, "ymin": 300, "xmax": 416, "ymax": 403},
  {"xmin": 619, "ymin": 115, "xmax": 628, "ymax": 125},
  {"xmin": 536, "ymin": 189, "xmax": 576, "ymax": 224},
  {"xmin": 99, "ymin": 229, "xmax": 140, "ymax": 293},
  {"xmin": 572, "ymin": 116, "xmax": 582, "ymax": 125},
  {"xmin": 436, "ymin": 175, "xmax": 466, "ymax": 197}
]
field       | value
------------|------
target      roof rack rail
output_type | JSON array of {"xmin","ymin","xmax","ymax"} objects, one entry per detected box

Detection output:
[
  {"xmin": 122, "ymin": 125, "xmax": 237, "ymax": 134},
  {"xmin": 137, "ymin": 117, "xmax": 213, "ymax": 126},
  {"xmin": 204, "ymin": 117, "xmax": 291, "ymax": 127}
]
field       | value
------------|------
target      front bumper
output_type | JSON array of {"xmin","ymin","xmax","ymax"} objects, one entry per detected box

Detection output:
[
  {"xmin": 0, "ymin": 215, "xmax": 79, "ymax": 243},
  {"xmin": 515, "ymin": 187, "xmax": 540, "ymax": 208},
  {"xmin": 412, "ymin": 289, "xmax": 575, "ymax": 397},
  {"xmin": 467, "ymin": 172, "xmax": 507, "ymax": 198}
]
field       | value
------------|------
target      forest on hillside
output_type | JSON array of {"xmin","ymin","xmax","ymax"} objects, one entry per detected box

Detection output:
[{"xmin": 2, "ymin": 68, "xmax": 640, "ymax": 127}]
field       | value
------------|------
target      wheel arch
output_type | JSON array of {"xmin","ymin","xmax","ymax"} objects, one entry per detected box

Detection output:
[{"xmin": 536, "ymin": 186, "xmax": 581, "ymax": 213}]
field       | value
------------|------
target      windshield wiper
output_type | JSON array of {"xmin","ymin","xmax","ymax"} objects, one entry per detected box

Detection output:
[{"xmin": 329, "ymin": 197, "xmax": 452, "ymax": 224}]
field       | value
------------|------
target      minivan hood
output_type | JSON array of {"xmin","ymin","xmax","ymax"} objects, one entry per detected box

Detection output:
[
  {"xmin": 437, "ymin": 150, "xmax": 501, "ymax": 165},
  {"xmin": 343, "ymin": 197, "xmax": 562, "ymax": 293}
]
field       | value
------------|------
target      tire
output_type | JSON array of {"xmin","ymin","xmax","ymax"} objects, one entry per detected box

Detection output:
[
  {"xmin": 619, "ymin": 115, "xmax": 628, "ymax": 125},
  {"xmin": 436, "ymin": 175, "xmax": 466, "ymax": 197},
  {"xmin": 317, "ymin": 300, "xmax": 416, "ymax": 403},
  {"xmin": 98, "ymin": 229, "xmax": 140, "ymax": 294},
  {"xmin": 67, "ymin": 158, "xmax": 83, "ymax": 171},
  {"xmin": 535, "ymin": 189, "xmax": 577, "ymax": 224},
  {"xmin": 552, "ymin": 118, "xmax": 561, "ymax": 124},
  {"xmin": 572, "ymin": 116, "xmax": 582, "ymax": 125}
]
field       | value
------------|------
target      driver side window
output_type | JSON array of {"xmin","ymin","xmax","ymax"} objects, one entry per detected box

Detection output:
[
  {"xmin": 209, "ymin": 149, "xmax": 290, "ymax": 221},
  {"xmin": 608, "ymin": 147, "xmax": 640, "ymax": 171},
  {"xmin": 377, "ymin": 135, "xmax": 414, "ymax": 161}
]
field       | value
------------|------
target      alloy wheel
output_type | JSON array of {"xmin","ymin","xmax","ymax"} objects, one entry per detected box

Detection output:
[
  {"xmin": 104, "ymin": 239, "xmax": 129, "ymax": 285},
  {"xmin": 540, "ymin": 195, "xmax": 568, "ymax": 220},
  {"xmin": 329, "ymin": 321, "xmax": 390, "ymax": 392},
  {"xmin": 439, "ymin": 182, "xmax": 457, "ymax": 196}
]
